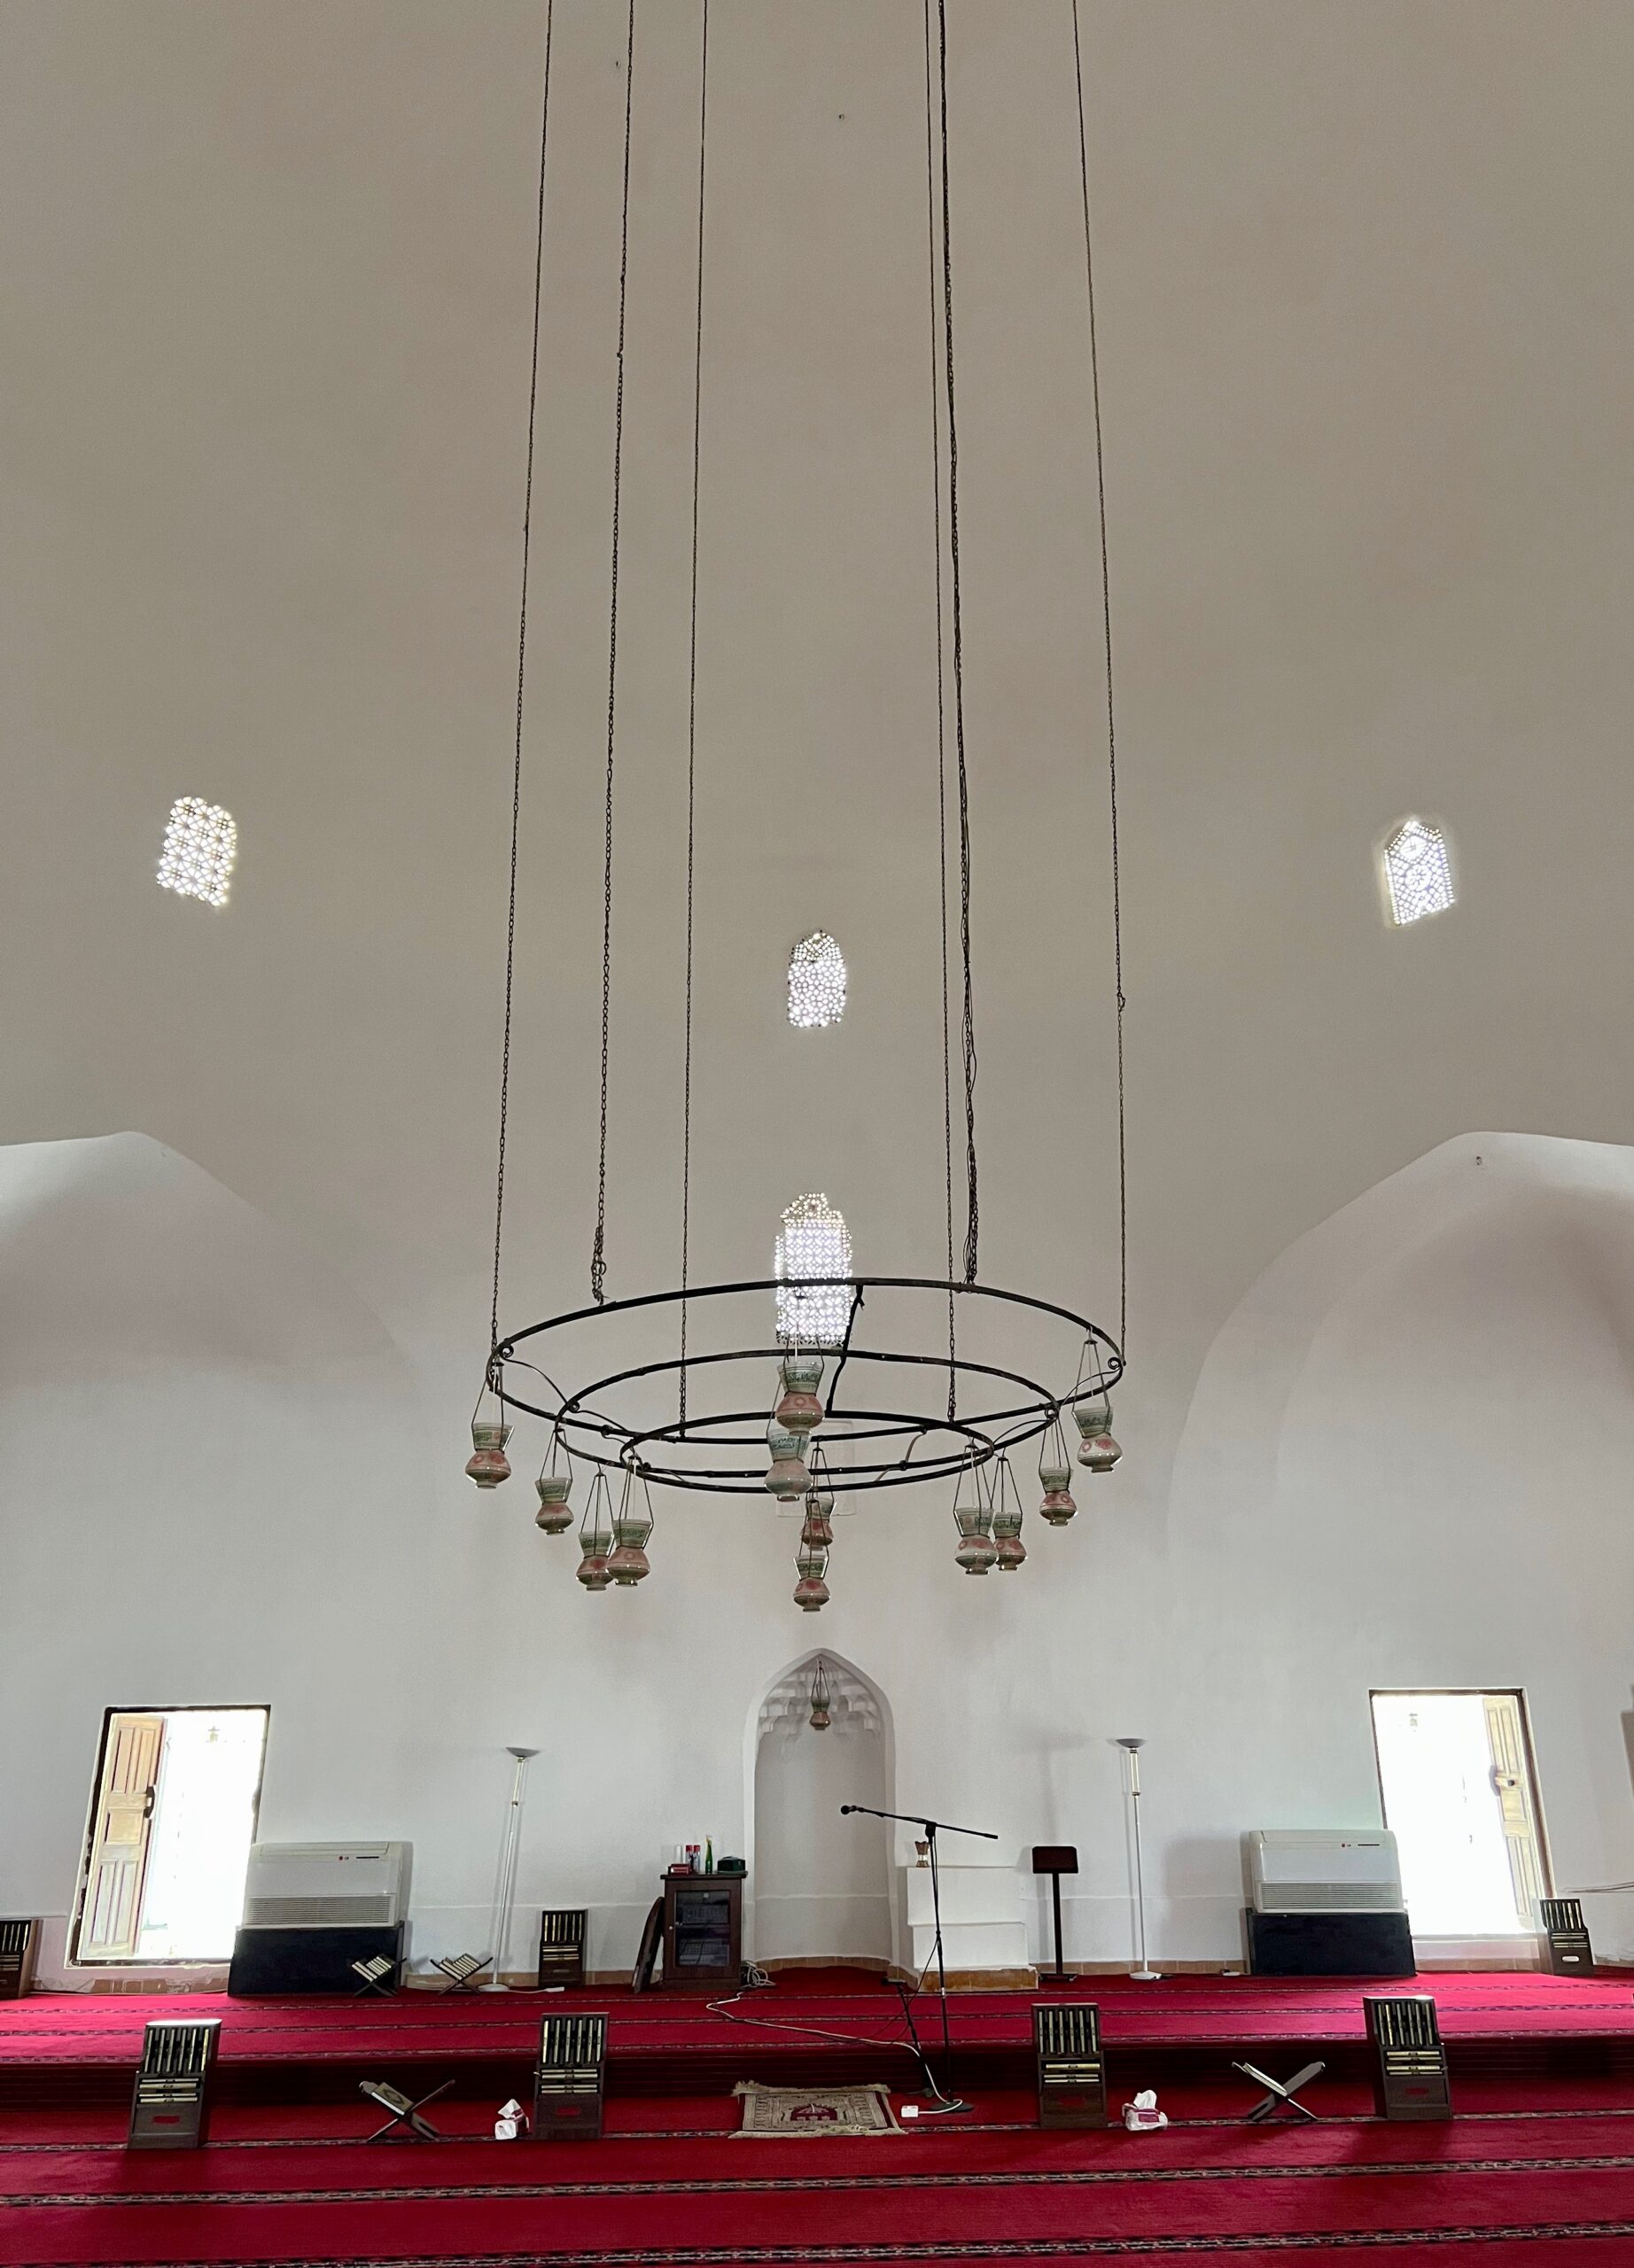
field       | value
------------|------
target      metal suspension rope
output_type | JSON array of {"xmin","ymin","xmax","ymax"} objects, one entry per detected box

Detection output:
[
  {"xmin": 490, "ymin": 0, "xmax": 556, "ymax": 1368},
  {"xmin": 933, "ymin": 0, "xmax": 979, "ymax": 1285},
  {"xmin": 591, "ymin": 0, "xmax": 639, "ymax": 1308},
  {"xmin": 678, "ymin": 0, "xmax": 710, "ymax": 1425},
  {"xmin": 1070, "ymin": 0, "xmax": 1129, "ymax": 1356},
  {"xmin": 922, "ymin": 0, "xmax": 956, "ymax": 1414}
]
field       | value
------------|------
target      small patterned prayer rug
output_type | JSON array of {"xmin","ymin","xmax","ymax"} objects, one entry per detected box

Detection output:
[{"xmin": 733, "ymin": 2080, "xmax": 901, "ymax": 2136}]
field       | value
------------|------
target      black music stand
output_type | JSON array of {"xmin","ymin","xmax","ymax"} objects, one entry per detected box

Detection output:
[{"xmin": 1032, "ymin": 1845, "xmax": 1078, "ymax": 1982}]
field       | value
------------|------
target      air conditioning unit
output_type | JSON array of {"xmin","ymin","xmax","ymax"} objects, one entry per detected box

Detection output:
[
  {"xmin": 242, "ymin": 1843, "xmax": 412, "ymax": 1930},
  {"xmin": 1246, "ymin": 1829, "xmax": 1403, "ymax": 1915}
]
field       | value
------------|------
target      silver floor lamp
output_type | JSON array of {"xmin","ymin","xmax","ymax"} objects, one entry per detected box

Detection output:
[
  {"xmin": 480, "ymin": 1744, "xmax": 539, "ymax": 1992},
  {"xmin": 1116, "ymin": 1736, "xmax": 1161, "ymax": 1981}
]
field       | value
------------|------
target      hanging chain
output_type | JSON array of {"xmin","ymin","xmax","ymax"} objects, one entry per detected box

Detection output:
[
  {"xmin": 1071, "ymin": 0, "xmax": 1129, "ymax": 1358},
  {"xmin": 922, "ymin": 0, "xmax": 957, "ymax": 1415},
  {"xmin": 678, "ymin": 0, "xmax": 710, "ymax": 1426},
  {"xmin": 591, "ymin": 0, "xmax": 639, "ymax": 1308},
  {"xmin": 490, "ymin": 0, "xmax": 556, "ymax": 1371},
  {"xmin": 934, "ymin": 0, "xmax": 978, "ymax": 1286}
]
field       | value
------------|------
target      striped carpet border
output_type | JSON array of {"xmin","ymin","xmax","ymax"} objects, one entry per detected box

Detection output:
[
  {"xmin": 9, "ymin": 2218, "xmax": 1634, "ymax": 2266},
  {"xmin": 7, "ymin": 2103, "xmax": 1634, "ymax": 2152},
  {"xmin": 9, "ymin": 2149, "xmax": 1634, "ymax": 2209}
]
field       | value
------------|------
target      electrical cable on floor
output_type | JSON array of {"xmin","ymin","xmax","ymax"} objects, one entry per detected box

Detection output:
[{"xmin": 704, "ymin": 1954, "xmax": 969, "ymax": 2117}]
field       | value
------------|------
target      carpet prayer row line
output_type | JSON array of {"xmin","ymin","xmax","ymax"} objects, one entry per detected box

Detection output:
[
  {"xmin": 3, "ymin": 2095, "xmax": 1634, "ymax": 2266},
  {"xmin": 4, "ymin": 1974, "xmax": 1630, "ymax": 2066}
]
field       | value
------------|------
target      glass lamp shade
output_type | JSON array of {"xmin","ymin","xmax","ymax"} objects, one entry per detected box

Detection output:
[
  {"xmin": 801, "ymin": 1503, "xmax": 833, "ymax": 1550},
  {"xmin": 794, "ymin": 1541, "xmax": 830, "ymax": 1612},
  {"xmin": 607, "ymin": 1535, "xmax": 650, "ymax": 1585},
  {"xmin": 577, "ymin": 1545, "xmax": 612, "ymax": 1591},
  {"xmin": 954, "ymin": 1529, "xmax": 997, "ymax": 1575},
  {"xmin": 766, "ymin": 1420, "xmax": 809, "ymax": 1501},
  {"xmin": 1039, "ymin": 1410, "xmax": 1077, "ymax": 1511},
  {"xmin": 808, "ymin": 1658, "xmax": 833, "ymax": 1728},
  {"xmin": 992, "ymin": 1480, "xmax": 1025, "ymax": 1573},
  {"xmin": 466, "ymin": 1417, "xmax": 513, "ymax": 1490},
  {"xmin": 1073, "ymin": 1394, "xmax": 1121, "ymax": 1472},
  {"xmin": 774, "ymin": 1350, "xmax": 826, "ymax": 1435},
  {"xmin": 534, "ymin": 1472, "xmax": 573, "ymax": 1534},
  {"xmin": 577, "ymin": 1480, "xmax": 615, "ymax": 1590},
  {"xmin": 607, "ymin": 1474, "xmax": 654, "ymax": 1585},
  {"xmin": 952, "ymin": 1464, "xmax": 997, "ymax": 1575}
]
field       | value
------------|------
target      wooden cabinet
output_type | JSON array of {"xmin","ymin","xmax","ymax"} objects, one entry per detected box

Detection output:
[{"xmin": 659, "ymin": 1874, "xmax": 741, "ymax": 1992}]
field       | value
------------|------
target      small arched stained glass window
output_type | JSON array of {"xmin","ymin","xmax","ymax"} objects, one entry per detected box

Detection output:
[
  {"xmin": 1381, "ymin": 817, "xmax": 1455, "ymax": 927},
  {"xmin": 775, "ymin": 1193, "xmax": 852, "ymax": 1348},
  {"xmin": 788, "ymin": 932, "xmax": 846, "ymax": 1028},
  {"xmin": 158, "ymin": 797, "xmax": 237, "ymax": 907}
]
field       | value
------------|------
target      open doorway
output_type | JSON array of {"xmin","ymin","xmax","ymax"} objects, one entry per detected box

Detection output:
[
  {"xmin": 73, "ymin": 1706, "xmax": 269, "ymax": 1965},
  {"xmin": 1371, "ymin": 1690, "xmax": 1548, "ymax": 1939}
]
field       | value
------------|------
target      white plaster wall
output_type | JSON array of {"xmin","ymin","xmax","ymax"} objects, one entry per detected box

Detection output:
[
  {"xmin": 4, "ymin": 1132, "xmax": 1634, "ymax": 1977},
  {"xmin": 0, "ymin": 1136, "xmax": 444, "ymax": 1979},
  {"xmin": 1150, "ymin": 1133, "xmax": 1634, "ymax": 1966}
]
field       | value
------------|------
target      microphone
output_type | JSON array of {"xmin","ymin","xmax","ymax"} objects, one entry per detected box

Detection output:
[{"xmin": 839, "ymin": 1805, "xmax": 856, "ymax": 1814}]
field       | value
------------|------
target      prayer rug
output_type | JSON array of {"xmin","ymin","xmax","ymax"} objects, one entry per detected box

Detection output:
[{"xmin": 733, "ymin": 2079, "xmax": 901, "ymax": 2136}]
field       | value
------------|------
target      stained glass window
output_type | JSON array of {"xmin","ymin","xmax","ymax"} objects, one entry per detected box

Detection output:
[
  {"xmin": 775, "ymin": 1193, "xmax": 852, "ymax": 1347},
  {"xmin": 788, "ymin": 932, "xmax": 846, "ymax": 1028},
  {"xmin": 1382, "ymin": 818, "xmax": 1454, "ymax": 927},
  {"xmin": 158, "ymin": 798, "xmax": 237, "ymax": 907}
]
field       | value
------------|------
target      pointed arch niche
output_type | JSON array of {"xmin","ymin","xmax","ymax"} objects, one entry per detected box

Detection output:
[{"xmin": 746, "ymin": 1653, "xmax": 894, "ymax": 1969}]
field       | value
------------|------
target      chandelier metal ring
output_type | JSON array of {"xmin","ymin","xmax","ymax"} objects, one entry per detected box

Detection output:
[
  {"xmin": 550, "ymin": 1340, "xmax": 1081, "ymax": 1449},
  {"xmin": 493, "ymin": 1275, "xmax": 1123, "ymax": 1496}
]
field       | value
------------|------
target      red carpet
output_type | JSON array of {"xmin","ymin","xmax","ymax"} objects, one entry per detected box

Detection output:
[
  {"xmin": 4, "ymin": 2093, "xmax": 1634, "ymax": 2265},
  {"xmin": 3, "ymin": 1972, "xmax": 1630, "ymax": 2069},
  {"xmin": 6, "ymin": 1978, "xmax": 1634, "ymax": 2264},
  {"xmin": 7, "ymin": 2071, "xmax": 1634, "ymax": 2144}
]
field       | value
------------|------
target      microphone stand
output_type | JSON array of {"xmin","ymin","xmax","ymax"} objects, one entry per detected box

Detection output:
[{"xmin": 841, "ymin": 1801, "xmax": 996, "ymax": 2101}]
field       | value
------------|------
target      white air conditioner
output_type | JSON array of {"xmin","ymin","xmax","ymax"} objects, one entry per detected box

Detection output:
[
  {"xmin": 1246, "ymin": 1829, "xmax": 1403, "ymax": 1915},
  {"xmin": 242, "ymin": 1842, "xmax": 413, "ymax": 1930}
]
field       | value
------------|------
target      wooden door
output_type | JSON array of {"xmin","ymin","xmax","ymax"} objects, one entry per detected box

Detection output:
[
  {"xmin": 78, "ymin": 1715, "xmax": 165, "ymax": 1960},
  {"xmin": 1482, "ymin": 1692, "xmax": 1546, "ymax": 1928}
]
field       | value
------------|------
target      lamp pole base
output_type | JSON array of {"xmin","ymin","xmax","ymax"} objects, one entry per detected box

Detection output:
[{"xmin": 1129, "ymin": 1967, "xmax": 1162, "ymax": 1983}]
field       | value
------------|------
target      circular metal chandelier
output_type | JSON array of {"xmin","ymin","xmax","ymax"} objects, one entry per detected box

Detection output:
[
  {"xmin": 466, "ymin": 0, "xmax": 1131, "ymax": 1609},
  {"xmin": 494, "ymin": 1276, "xmax": 1123, "ymax": 1497}
]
